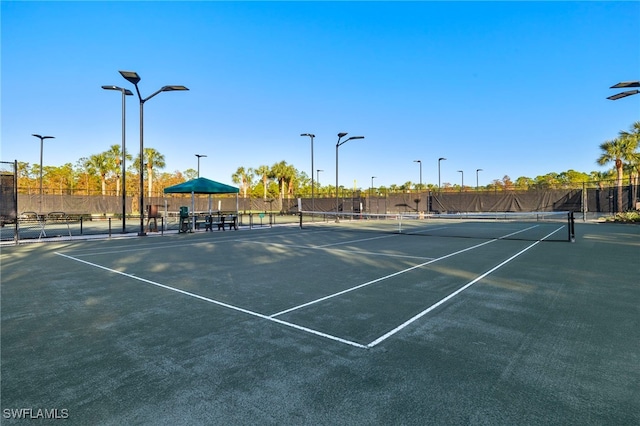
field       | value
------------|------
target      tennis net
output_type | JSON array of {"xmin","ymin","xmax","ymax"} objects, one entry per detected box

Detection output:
[{"xmin": 299, "ymin": 211, "xmax": 575, "ymax": 242}]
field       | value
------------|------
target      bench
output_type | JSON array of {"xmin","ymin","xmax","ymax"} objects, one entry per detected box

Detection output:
[
  {"xmin": 194, "ymin": 215, "xmax": 238, "ymax": 231},
  {"xmin": 194, "ymin": 218, "xmax": 210, "ymax": 231},
  {"xmin": 223, "ymin": 215, "xmax": 238, "ymax": 231}
]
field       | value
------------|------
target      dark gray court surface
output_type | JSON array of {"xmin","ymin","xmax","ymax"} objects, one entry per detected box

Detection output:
[{"xmin": 1, "ymin": 222, "xmax": 638, "ymax": 425}]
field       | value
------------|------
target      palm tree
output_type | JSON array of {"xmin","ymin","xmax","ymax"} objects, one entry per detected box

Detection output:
[
  {"xmin": 589, "ymin": 171, "xmax": 611, "ymax": 190},
  {"xmin": 85, "ymin": 153, "xmax": 111, "ymax": 195},
  {"xmin": 619, "ymin": 121, "xmax": 640, "ymax": 143},
  {"xmin": 620, "ymin": 121, "xmax": 640, "ymax": 207},
  {"xmin": 232, "ymin": 167, "xmax": 251, "ymax": 199},
  {"xmin": 106, "ymin": 144, "xmax": 131, "ymax": 197},
  {"xmin": 254, "ymin": 165, "xmax": 270, "ymax": 200},
  {"xmin": 401, "ymin": 181, "xmax": 413, "ymax": 193},
  {"xmin": 285, "ymin": 166, "xmax": 301, "ymax": 198},
  {"xmin": 597, "ymin": 133, "xmax": 639, "ymax": 212},
  {"xmin": 269, "ymin": 161, "xmax": 289, "ymax": 203},
  {"xmin": 133, "ymin": 148, "xmax": 166, "ymax": 198}
]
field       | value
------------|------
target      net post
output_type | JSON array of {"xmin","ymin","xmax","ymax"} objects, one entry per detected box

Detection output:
[
  {"xmin": 569, "ymin": 211, "xmax": 575, "ymax": 242},
  {"xmin": 582, "ymin": 182, "xmax": 587, "ymax": 222},
  {"xmin": 13, "ymin": 160, "xmax": 19, "ymax": 245},
  {"xmin": 299, "ymin": 212, "xmax": 303, "ymax": 229}
]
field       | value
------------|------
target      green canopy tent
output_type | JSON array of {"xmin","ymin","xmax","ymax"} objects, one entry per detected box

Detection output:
[{"xmin": 163, "ymin": 177, "xmax": 240, "ymax": 230}]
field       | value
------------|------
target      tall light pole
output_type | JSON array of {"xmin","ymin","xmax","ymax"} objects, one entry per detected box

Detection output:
[
  {"xmin": 32, "ymin": 134, "xmax": 55, "ymax": 213},
  {"xmin": 317, "ymin": 169, "xmax": 323, "ymax": 188},
  {"xmin": 476, "ymin": 168, "xmax": 483, "ymax": 191},
  {"xmin": 102, "ymin": 85, "xmax": 133, "ymax": 233},
  {"xmin": 370, "ymin": 176, "xmax": 377, "ymax": 212},
  {"xmin": 607, "ymin": 81, "xmax": 640, "ymax": 100},
  {"xmin": 457, "ymin": 170, "xmax": 464, "ymax": 192},
  {"xmin": 301, "ymin": 133, "xmax": 315, "ymax": 213},
  {"xmin": 336, "ymin": 132, "xmax": 364, "ymax": 220},
  {"xmin": 438, "ymin": 157, "xmax": 446, "ymax": 192},
  {"xmin": 413, "ymin": 160, "xmax": 422, "ymax": 190},
  {"xmin": 413, "ymin": 160, "xmax": 422, "ymax": 212},
  {"xmin": 195, "ymin": 154, "xmax": 207, "ymax": 178},
  {"xmin": 119, "ymin": 70, "xmax": 188, "ymax": 236}
]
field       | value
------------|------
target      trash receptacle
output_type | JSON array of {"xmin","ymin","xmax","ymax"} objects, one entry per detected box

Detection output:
[{"xmin": 179, "ymin": 206, "xmax": 190, "ymax": 233}]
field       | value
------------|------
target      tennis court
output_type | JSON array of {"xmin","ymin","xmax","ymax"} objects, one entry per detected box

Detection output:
[{"xmin": 1, "ymin": 220, "xmax": 638, "ymax": 424}]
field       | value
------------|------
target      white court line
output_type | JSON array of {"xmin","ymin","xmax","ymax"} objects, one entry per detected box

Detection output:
[
  {"xmin": 366, "ymin": 225, "xmax": 565, "ymax": 348},
  {"xmin": 243, "ymin": 240, "xmax": 434, "ymax": 261},
  {"xmin": 54, "ymin": 224, "xmax": 564, "ymax": 349},
  {"xmin": 59, "ymin": 228, "xmax": 299, "ymax": 257},
  {"xmin": 54, "ymin": 252, "xmax": 368, "ymax": 349},
  {"xmin": 269, "ymin": 238, "xmax": 498, "ymax": 318},
  {"xmin": 314, "ymin": 234, "xmax": 396, "ymax": 248}
]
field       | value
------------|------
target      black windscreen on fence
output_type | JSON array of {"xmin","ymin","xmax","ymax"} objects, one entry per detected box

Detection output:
[{"xmin": 1, "ymin": 161, "xmax": 17, "ymax": 225}]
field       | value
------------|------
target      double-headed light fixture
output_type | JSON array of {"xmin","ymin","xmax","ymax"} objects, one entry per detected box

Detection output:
[
  {"xmin": 32, "ymin": 134, "xmax": 55, "ymax": 213},
  {"xmin": 335, "ymin": 132, "xmax": 364, "ymax": 220},
  {"xmin": 195, "ymin": 154, "xmax": 207, "ymax": 178},
  {"xmin": 607, "ymin": 81, "xmax": 640, "ymax": 100},
  {"xmin": 300, "ymin": 134, "xmax": 316, "ymax": 213},
  {"xmin": 438, "ymin": 157, "xmax": 446, "ymax": 191},
  {"xmin": 117, "ymin": 71, "xmax": 188, "ymax": 236},
  {"xmin": 101, "ymin": 85, "xmax": 133, "ymax": 233}
]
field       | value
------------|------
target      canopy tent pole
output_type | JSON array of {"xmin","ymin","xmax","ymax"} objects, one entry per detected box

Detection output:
[
  {"xmin": 162, "ymin": 177, "xmax": 240, "ymax": 232},
  {"xmin": 191, "ymin": 191, "xmax": 195, "ymax": 232}
]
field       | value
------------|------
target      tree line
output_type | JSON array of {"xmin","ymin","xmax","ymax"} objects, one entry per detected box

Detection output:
[{"xmin": 13, "ymin": 122, "xmax": 640, "ymax": 209}]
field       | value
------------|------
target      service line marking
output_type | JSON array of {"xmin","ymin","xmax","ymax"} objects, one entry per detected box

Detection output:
[
  {"xmin": 365, "ymin": 226, "xmax": 565, "ymax": 348},
  {"xmin": 243, "ymin": 240, "xmax": 434, "ymax": 261},
  {"xmin": 268, "ymin": 238, "xmax": 498, "ymax": 318}
]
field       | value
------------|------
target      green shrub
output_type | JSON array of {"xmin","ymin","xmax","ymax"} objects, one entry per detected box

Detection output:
[{"xmin": 603, "ymin": 211, "xmax": 640, "ymax": 223}]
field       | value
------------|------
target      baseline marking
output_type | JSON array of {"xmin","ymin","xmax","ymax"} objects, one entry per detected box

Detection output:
[{"xmin": 54, "ymin": 252, "xmax": 367, "ymax": 349}]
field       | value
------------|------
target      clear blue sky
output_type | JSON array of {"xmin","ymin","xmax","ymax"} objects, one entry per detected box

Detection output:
[{"xmin": 2, "ymin": 1, "xmax": 639, "ymax": 189}]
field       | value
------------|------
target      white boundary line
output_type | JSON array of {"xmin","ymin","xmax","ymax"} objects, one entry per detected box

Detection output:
[
  {"xmin": 269, "ymin": 238, "xmax": 498, "ymax": 318},
  {"xmin": 243, "ymin": 240, "xmax": 434, "ymax": 261},
  {"xmin": 54, "ymin": 225, "xmax": 565, "ymax": 349},
  {"xmin": 366, "ymin": 226, "xmax": 565, "ymax": 347},
  {"xmin": 54, "ymin": 252, "xmax": 368, "ymax": 349}
]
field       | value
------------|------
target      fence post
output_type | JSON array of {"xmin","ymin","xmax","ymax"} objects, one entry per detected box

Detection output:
[{"xmin": 582, "ymin": 182, "xmax": 587, "ymax": 222}]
